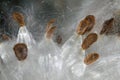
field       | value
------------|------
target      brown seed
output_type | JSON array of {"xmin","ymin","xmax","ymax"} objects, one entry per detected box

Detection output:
[
  {"xmin": 46, "ymin": 26, "xmax": 56, "ymax": 39},
  {"xmin": 12, "ymin": 12, "xmax": 25, "ymax": 27},
  {"xmin": 84, "ymin": 53, "xmax": 99, "ymax": 65},
  {"xmin": 84, "ymin": 15, "xmax": 95, "ymax": 32},
  {"xmin": 100, "ymin": 18, "xmax": 114, "ymax": 35},
  {"xmin": 76, "ymin": 19, "xmax": 89, "ymax": 35},
  {"xmin": 46, "ymin": 19, "xmax": 56, "ymax": 32},
  {"xmin": 2, "ymin": 34, "xmax": 10, "ymax": 40},
  {"xmin": 76, "ymin": 15, "xmax": 95, "ymax": 35},
  {"xmin": 45, "ymin": 19, "xmax": 56, "ymax": 39},
  {"xmin": 13, "ymin": 43, "xmax": 28, "ymax": 61},
  {"xmin": 82, "ymin": 33, "xmax": 98, "ymax": 50},
  {"xmin": 56, "ymin": 35, "xmax": 62, "ymax": 44}
]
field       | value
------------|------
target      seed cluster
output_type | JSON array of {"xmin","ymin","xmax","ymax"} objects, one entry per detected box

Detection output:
[
  {"xmin": 12, "ymin": 12, "xmax": 116, "ymax": 65},
  {"xmin": 75, "ymin": 15, "xmax": 99, "ymax": 65}
]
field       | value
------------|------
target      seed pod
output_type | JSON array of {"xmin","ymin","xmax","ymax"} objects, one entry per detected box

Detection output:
[
  {"xmin": 12, "ymin": 12, "xmax": 25, "ymax": 27},
  {"xmin": 82, "ymin": 33, "xmax": 98, "ymax": 50},
  {"xmin": 13, "ymin": 43, "xmax": 28, "ymax": 61},
  {"xmin": 56, "ymin": 35, "xmax": 62, "ymax": 44},
  {"xmin": 76, "ymin": 15, "xmax": 95, "ymax": 35},
  {"xmin": 84, "ymin": 53, "xmax": 99, "ymax": 65},
  {"xmin": 100, "ymin": 18, "xmax": 114, "ymax": 35}
]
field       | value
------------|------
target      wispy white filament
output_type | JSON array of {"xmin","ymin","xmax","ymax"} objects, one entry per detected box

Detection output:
[{"xmin": 17, "ymin": 26, "xmax": 36, "ymax": 47}]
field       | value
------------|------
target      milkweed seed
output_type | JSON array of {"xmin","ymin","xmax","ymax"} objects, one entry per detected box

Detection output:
[
  {"xmin": 56, "ymin": 35, "xmax": 62, "ymax": 44},
  {"xmin": 100, "ymin": 18, "xmax": 114, "ymax": 35},
  {"xmin": 13, "ymin": 43, "xmax": 28, "ymax": 61},
  {"xmin": 76, "ymin": 15, "xmax": 95, "ymax": 35},
  {"xmin": 84, "ymin": 53, "xmax": 99, "ymax": 65},
  {"xmin": 13, "ymin": 12, "xmax": 25, "ymax": 27},
  {"xmin": 82, "ymin": 33, "xmax": 98, "ymax": 50}
]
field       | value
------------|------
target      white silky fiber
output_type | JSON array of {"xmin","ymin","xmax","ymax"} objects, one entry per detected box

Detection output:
[{"xmin": 1, "ymin": 0, "xmax": 120, "ymax": 80}]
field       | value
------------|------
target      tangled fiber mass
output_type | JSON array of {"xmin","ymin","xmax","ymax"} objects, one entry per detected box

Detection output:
[{"xmin": 1, "ymin": 0, "xmax": 120, "ymax": 80}]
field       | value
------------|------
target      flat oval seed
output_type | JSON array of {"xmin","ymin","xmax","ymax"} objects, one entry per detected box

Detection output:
[
  {"xmin": 2, "ymin": 34, "xmax": 10, "ymax": 40},
  {"xmin": 76, "ymin": 19, "xmax": 89, "ymax": 35},
  {"xmin": 46, "ymin": 18, "xmax": 56, "ymax": 32},
  {"xmin": 84, "ymin": 15, "xmax": 95, "ymax": 32},
  {"xmin": 12, "ymin": 12, "xmax": 25, "ymax": 27},
  {"xmin": 82, "ymin": 33, "xmax": 98, "ymax": 50},
  {"xmin": 13, "ymin": 43, "xmax": 28, "ymax": 61},
  {"xmin": 56, "ymin": 35, "xmax": 62, "ymax": 44},
  {"xmin": 100, "ymin": 18, "xmax": 114, "ymax": 35},
  {"xmin": 46, "ymin": 26, "xmax": 56, "ymax": 39},
  {"xmin": 84, "ymin": 53, "xmax": 99, "ymax": 65},
  {"xmin": 76, "ymin": 15, "xmax": 95, "ymax": 35}
]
